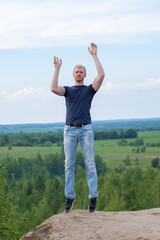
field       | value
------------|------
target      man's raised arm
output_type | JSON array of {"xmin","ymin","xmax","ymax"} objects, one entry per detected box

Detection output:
[
  {"xmin": 88, "ymin": 43, "xmax": 105, "ymax": 91},
  {"xmin": 51, "ymin": 56, "xmax": 65, "ymax": 96}
]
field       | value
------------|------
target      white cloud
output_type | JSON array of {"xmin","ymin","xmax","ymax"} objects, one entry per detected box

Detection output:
[
  {"xmin": 1, "ymin": 78, "xmax": 160, "ymax": 104},
  {"xmin": 102, "ymin": 78, "xmax": 160, "ymax": 94},
  {"xmin": 0, "ymin": 0, "xmax": 160, "ymax": 49},
  {"xmin": 0, "ymin": 87, "xmax": 51, "ymax": 103}
]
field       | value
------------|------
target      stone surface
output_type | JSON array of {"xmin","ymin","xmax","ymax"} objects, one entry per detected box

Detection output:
[{"xmin": 20, "ymin": 208, "xmax": 160, "ymax": 240}]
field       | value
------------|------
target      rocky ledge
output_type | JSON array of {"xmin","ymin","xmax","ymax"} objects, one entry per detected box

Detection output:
[{"xmin": 20, "ymin": 208, "xmax": 160, "ymax": 240}]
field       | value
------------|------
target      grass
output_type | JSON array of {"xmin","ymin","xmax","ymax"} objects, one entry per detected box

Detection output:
[
  {"xmin": 0, "ymin": 146, "xmax": 60, "ymax": 160},
  {"xmin": 138, "ymin": 131, "xmax": 160, "ymax": 142},
  {"xmin": 0, "ymin": 131, "xmax": 160, "ymax": 169}
]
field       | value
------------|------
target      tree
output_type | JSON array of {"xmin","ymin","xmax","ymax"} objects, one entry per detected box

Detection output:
[
  {"xmin": 98, "ymin": 172, "xmax": 122, "ymax": 211},
  {"xmin": 45, "ymin": 177, "xmax": 64, "ymax": 214},
  {"xmin": 35, "ymin": 174, "xmax": 45, "ymax": 192},
  {"xmin": 124, "ymin": 155, "xmax": 132, "ymax": 166},
  {"xmin": 120, "ymin": 167, "xmax": 139, "ymax": 210},
  {"xmin": 134, "ymin": 158, "xmax": 139, "ymax": 167},
  {"xmin": 140, "ymin": 145, "xmax": 146, "ymax": 153},
  {"xmin": 95, "ymin": 154, "xmax": 107, "ymax": 175},
  {"xmin": 0, "ymin": 163, "xmax": 8, "ymax": 237},
  {"xmin": 118, "ymin": 138, "xmax": 127, "ymax": 146},
  {"xmin": 135, "ymin": 137, "xmax": 144, "ymax": 146},
  {"xmin": 124, "ymin": 129, "xmax": 137, "ymax": 138},
  {"xmin": 151, "ymin": 157, "xmax": 159, "ymax": 168},
  {"xmin": 135, "ymin": 168, "xmax": 158, "ymax": 209},
  {"xmin": 0, "ymin": 162, "xmax": 21, "ymax": 239}
]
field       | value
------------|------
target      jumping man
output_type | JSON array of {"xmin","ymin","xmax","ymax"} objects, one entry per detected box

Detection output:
[{"xmin": 51, "ymin": 43, "xmax": 105, "ymax": 213}]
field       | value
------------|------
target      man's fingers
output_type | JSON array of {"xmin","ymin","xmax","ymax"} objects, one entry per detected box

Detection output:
[
  {"xmin": 54, "ymin": 56, "xmax": 60, "ymax": 62},
  {"xmin": 92, "ymin": 43, "xmax": 97, "ymax": 48},
  {"xmin": 54, "ymin": 56, "xmax": 57, "ymax": 62},
  {"xmin": 53, "ymin": 57, "xmax": 62, "ymax": 66}
]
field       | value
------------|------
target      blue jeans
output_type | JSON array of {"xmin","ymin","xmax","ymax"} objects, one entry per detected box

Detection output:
[{"xmin": 64, "ymin": 124, "xmax": 98, "ymax": 199}]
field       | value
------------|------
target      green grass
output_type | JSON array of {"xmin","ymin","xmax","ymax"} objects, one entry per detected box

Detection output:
[
  {"xmin": 138, "ymin": 131, "xmax": 160, "ymax": 143},
  {"xmin": 0, "ymin": 146, "xmax": 60, "ymax": 160},
  {"xmin": 93, "ymin": 131, "xmax": 160, "ymax": 168},
  {"xmin": 0, "ymin": 131, "xmax": 160, "ymax": 169}
]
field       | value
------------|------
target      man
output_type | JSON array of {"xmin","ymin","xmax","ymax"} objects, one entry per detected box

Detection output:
[{"xmin": 51, "ymin": 43, "xmax": 105, "ymax": 213}]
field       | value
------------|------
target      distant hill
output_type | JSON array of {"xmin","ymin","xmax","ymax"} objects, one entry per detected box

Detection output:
[
  {"xmin": 0, "ymin": 122, "xmax": 65, "ymax": 134},
  {"xmin": 0, "ymin": 118, "xmax": 160, "ymax": 134}
]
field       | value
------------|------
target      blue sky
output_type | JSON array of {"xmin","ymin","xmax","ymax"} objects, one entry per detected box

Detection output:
[{"xmin": 0, "ymin": 0, "xmax": 160, "ymax": 124}]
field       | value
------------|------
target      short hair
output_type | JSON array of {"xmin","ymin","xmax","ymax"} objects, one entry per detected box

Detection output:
[{"xmin": 73, "ymin": 65, "xmax": 86, "ymax": 74}]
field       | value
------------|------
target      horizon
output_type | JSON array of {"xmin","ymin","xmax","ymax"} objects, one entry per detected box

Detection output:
[{"xmin": 0, "ymin": 116, "xmax": 160, "ymax": 126}]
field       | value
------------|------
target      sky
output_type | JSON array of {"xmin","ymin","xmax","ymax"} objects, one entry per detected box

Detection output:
[{"xmin": 0, "ymin": 0, "xmax": 160, "ymax": 124}]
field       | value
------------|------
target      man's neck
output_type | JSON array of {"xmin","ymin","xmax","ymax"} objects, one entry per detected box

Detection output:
[{"xmin": 75, "ymin": 80, "xmax": 84, "ymax": 86}]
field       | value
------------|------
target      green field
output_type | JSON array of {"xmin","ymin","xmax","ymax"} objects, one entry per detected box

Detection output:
[
  {"xmin": 0, "ymin": 131, "xmax": 160, "ymax": 169},
  {"xmin": 0, "ymin": 145, "xmax": 60, "ymax": 160},
  {"xmin": 138, "ymin": 131, "xmax": 160, "ymax": 142},
  {"xmin": 94, "ymin": 140, "xmax": 160, "ymax": 169},
  {"xmin": 92, "ymin": 131, "xmax": 160, "ymax": 168}
]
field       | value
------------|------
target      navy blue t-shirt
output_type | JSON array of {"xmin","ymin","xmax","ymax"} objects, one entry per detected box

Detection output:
[{"xmin": 64, "ymin": 84, "xmax": 96, "ymax": 125}]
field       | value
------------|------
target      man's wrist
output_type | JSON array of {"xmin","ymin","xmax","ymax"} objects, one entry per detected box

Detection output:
[
  {"xmin": 54, "ymin": 67, "xmax": 61, "ymax": 72},
  {"xmin": 92, "ymin": 54, "xmax": 98, "ymax": 60}
]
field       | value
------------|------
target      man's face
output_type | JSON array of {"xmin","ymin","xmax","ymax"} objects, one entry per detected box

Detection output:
[{"xmin": 73, "ymin": 67, "xmax": 86, "ymax": 82}]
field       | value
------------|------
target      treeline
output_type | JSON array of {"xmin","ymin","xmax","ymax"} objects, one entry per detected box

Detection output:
[
  {"xmin": 0, "ymin": 132, "xmax": 63, "ymax": 147},
  {"xmin": 94, "ymin": 128, "xmax": 137, "ymax": 140},
  {"xmin": 1, "ymin": 152, "xmax": 160, "ymax": 239},
  {"xmin": 0, "ymin": 128, "xmax": 137, "ymax": 147}
]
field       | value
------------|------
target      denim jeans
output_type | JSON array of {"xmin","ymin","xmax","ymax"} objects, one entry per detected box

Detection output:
[{"xmin": 64, "ymin": 124, "xmax": 98, "ymax": 199}]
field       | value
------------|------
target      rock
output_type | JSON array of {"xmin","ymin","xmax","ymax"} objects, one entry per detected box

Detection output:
[{"xmin": 20, "ymin": 208, "xmax": 160, "ymax": 240}]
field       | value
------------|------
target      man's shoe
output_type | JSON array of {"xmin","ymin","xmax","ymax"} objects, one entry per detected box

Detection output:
[
  {"xmin": 88, "ymin": 197, "xmax": 97, "ymax": 213},
  {"xmin": 65, "ymin": 198, "xmax": 76, "ymax": 213}
]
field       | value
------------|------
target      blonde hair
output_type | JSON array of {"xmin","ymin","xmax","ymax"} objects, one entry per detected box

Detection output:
[{"xmin": 73, "ymin": 65, "xmax": 86, "ymax": 74}]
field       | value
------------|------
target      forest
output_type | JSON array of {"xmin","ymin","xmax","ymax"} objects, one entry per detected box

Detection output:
[
  {"xmin": 0, "ymin": 129, "xmax": 137, "ymax": 147},
  {"xmin": 0, "ymin": 129, "xmax": 160, "ymax": 239}
]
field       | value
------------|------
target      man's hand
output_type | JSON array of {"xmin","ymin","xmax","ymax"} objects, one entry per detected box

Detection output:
[
  {"xmin": 88, "ymin": 43, "xmax": 97, "ymax": 56},
  {"xmin": 54, "ymin": 56, "xmax": 62, "ymax": 69}
]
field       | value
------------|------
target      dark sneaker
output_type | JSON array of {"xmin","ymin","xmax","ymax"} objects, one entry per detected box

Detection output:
[
  {"xmin": 65, "ymin": 198, "xmax": 76, "ymax": 213},
  {"xmin": 88, "ymin": 198, "xmax": 97, "ymax": 213}
]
